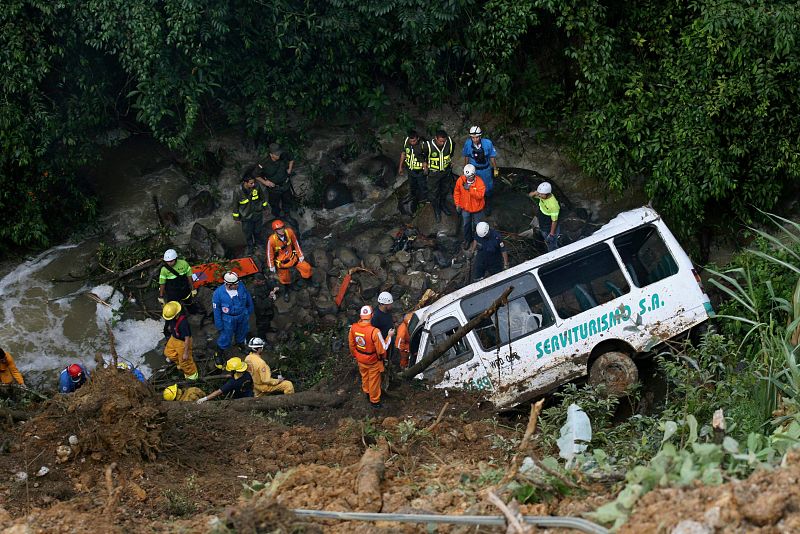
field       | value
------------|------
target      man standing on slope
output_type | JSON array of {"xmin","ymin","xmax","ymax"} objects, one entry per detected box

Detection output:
[
  {"xmin": 349, "ymin": 305, "xmax": 394, "ymax": 408},
  {"xmin": 212, "ymin": 271, "xmax": 254, "ymax": 368},
  {"xmin": 462, "ymin": 125, "xmax": 498, "ymax": 214}
]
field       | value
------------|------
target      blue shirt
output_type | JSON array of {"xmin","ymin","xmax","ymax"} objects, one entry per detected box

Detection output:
[
  {"xmin": 220, "ymin": 371, "xmax": 254, "ymax": 399},
  {"xmin": 58, "ymin": 365, "xmax": 90, "ymax": 393},
  {"xmin": 476, "ymin": 229, "xmax": 505, "ymax": 258},
  {"xmin": 371, "ymin": 308, "xmax": 394, "ymax": 339},
  {"xmin": 212, "ymin": 282, "xmax": 254, "ymax": 328},
  {"xmin": 462, "ymin": 138, "xmax": 497, "ymax": 170}
]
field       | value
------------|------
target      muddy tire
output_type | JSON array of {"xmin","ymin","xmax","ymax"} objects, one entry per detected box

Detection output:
[{"xmin": 588, "ymin": 351, "xmax": 638, "ymax": 396}]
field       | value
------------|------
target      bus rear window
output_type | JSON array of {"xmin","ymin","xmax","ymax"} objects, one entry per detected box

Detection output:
[
  {"xmin": 539, "ymin": 243, "xmax": 630, "ymax": 320},
  {"xmin": 613, "ymin": 225, "xmax": 678, "ymax": 288}
]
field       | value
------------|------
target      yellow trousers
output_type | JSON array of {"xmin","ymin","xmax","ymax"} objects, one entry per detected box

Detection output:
[
  {"xmin": 358, "ymin": 360, "xmax": 384, "ymax": 404},
  {"xmin": 164, "ymin": 337, "xmax": 198, "ymax": 379},
  {"xmin": 254, "ymin": 380, "xmax": 295, "ymax": 397}
]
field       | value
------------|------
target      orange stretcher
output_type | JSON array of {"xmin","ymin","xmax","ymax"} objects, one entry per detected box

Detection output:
[{"xmin": 191, "ymin": 257, "xmax": 260, "ymax": 288}]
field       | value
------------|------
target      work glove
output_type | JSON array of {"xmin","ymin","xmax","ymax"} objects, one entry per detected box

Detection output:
[
  {"xmin": 191, "ymin": 289, "xmax": 197, "ymax": 297},
  {"xmin": 493, "ymin": 168, "xmax": 499, "ymax": 178},
  {"xmin": 196, "ymin": 397, "xmax": 208, "ymax": 405},
  {"xmin": 298, "ymin": 256, "xmax": 304, "ymax": 263},
  {"xmin": 270, "ymin": 266, "xmax": 276, "ymax": 273},
  {"xmin": 157, "ymin": 297, "xmax": 165, "ymax": 305}
]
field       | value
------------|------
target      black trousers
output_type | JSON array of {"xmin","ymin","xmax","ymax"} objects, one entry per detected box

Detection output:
[
  {"xmin": 428, "ymin": 169, "xmax": 452, "ymax": 206},
  {"xmin": 407, "ymin": 169, "xmax": 428, "ymax": 204},
  {"xmin": 242, "ymin": 218, "xmax": 264, "ymax": 253},
  {"xmin": 473, "ymin": 253, "xmax": 503, "ymax": 280},
  {"xmin": 268, "ymin": 187, "xmax": 293, "ymax": 218}
]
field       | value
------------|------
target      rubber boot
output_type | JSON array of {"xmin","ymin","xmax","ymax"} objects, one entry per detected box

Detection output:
[{"xmin": 214, "ymin": 348, "xmax": 226, "ymax": 370}]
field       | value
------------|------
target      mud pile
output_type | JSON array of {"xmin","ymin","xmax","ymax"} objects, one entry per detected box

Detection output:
[
  {"xmin": 48, "ymin": 366, "xmax": 165, "ymax": 461},
  {"xmin": 220, "ymin": 493, "xmax": 322, "ymax": 534}
]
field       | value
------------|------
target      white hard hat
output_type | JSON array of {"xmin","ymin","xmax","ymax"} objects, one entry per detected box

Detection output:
[
  {"xmin": 248, "ymin": 337, "xmax": 265, "ymax": 349},
  {"xmin": 360, "ymin": 305, "xmax": 373, "ymax": 318},
  {"xmin": 464, "ymin": 164, "xmax": 476, "ymax": 177},
  {"xmin": 163, "ymin": 249, "xmax": 178, "ymax": 262},
  {"xmin": 536, "ymin": 182, "xmax": 552, "ymax": 195},
  {"xmin": 223, "ymin": 271, "xmax": 239, "ymax": 284},
  {"xmin": 469, "ymin": 125, "xmax": 482, "ymax": 136},
  {"xmin": 377, "ymin": 292, "xmax": 394, "ymax": 305},
  {"xmin": 476, "ymin": 222, "xmax": 490, "ymax": 238}
]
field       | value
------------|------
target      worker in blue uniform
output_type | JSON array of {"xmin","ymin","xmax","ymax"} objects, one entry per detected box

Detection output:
[
  {"xmin": 58, "ymin": 363, "xmax": 90, "ymax": 393},
  {"xmin": 212, "ymin": 271, "xmax": 254, "ymax": 368}
]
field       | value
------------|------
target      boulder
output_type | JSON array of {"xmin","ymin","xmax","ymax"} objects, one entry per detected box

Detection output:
[
  {"xmin": 274, "ymin": 293, "xmax": 295, "ymax": 314},
  {"xmin": 370, "ymin": 235, "xmax": 395, "ymax": 254},
  {"xmin": 334, "ymin": 246, "xmax": 360, "ymax": 268},
  {"xmin": 320, "ymin": 314, "xmax": 338, "ymax": 327},
  {"xmin": 355, "ymin": 273, "xmax": 382, "ymax": 300},
  {"xmin": 311, "ymin": 248, "xmax": 331, "ymax": 272},
  {"xmin": 323, "ymin": 182, "xmax": 354, "ymax": 209},
  {"xmin": 406, "ymin": 272, "xmax": 429, "ymax": 293},
  {"xmin": 414, "ymin": 249, "xmax": 433, "ymax": 264},
  {"xmin": 356, "ymin": 155, "xmax": 396, "ymax": 187},
  {"xmin": 363, "ymin": 253, "xmax": 384, "ymax": 272},
  {"xmin": 189, "ymin": 222, "xmax": 225, "ymax": 259},
  {"xmin": 314, "ymin": 296, "xmax": 339, "ymax": 315},
  {"xmin": 295, "ymin": 289, "xmax": 312, "ymax": 308},
  {"xmin": 350, "ymin": 228, "xmax": 384, "ymax": 259},
  {"xmin": 394, "ymin": 250, "xmax": 411, "ymax": 264},
  {"xmin": 432, "ymin": 249, "xmax": 451, "ymax": 268},
  {"xmin": 387, "ymin": 262, "xmax": 407, "ymax": 275},
  {"xmin": 187, "ymin": 190, "xmax": 217, "ymax": 218}
]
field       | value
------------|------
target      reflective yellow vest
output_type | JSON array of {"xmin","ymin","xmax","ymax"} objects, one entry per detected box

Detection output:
[
  {"xmin": 427, "ymin": 136, "xmax": 453, "ymax": 171},
  {"xmin": 403, "ymin": 137, "xmax": 428, "ymax": 171}
]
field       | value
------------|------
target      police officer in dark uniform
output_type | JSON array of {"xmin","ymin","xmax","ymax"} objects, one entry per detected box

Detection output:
[
  {"xmin": 398, "ymin": 130, "xmax": 429, "ymax": 212},
  {"xmin": 471, "ymin": 222, "xmax": 509, "ymax": 280},
  {"xmin": 257, "ymin": 143, "xmax": 295, "ymax": 219},
  {"xmin": 427, "ymin": 130, "xmax": 454, "ymax": 222}
]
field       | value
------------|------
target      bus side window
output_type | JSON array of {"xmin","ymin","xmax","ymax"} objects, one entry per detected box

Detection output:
[
  {"xmin": 539, "ymin": 243, "xmax": 630, "ymax": 320},
  {"xmin": 422, "ymin": 317, "xmax": 473, "ymax": 375},
  {"xmin": 614, "ymin": 225, "xmax": 678, "ymax": 287}
]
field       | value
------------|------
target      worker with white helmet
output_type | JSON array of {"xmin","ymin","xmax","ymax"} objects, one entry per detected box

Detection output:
[
  {"xmin": 453, "ymin": 164, "xmax": 486, "ymax": 249},
  {"xmin": 470, "ymin": 222, "xmax": 510, "ymax": 280},
  {"xmin": 528, "ymin": 181, "xmax": 560, "ymax": 252},
  {"xmin": 371, "ymin": 291, "xmax": 395, "ymax": 345},
  {"xmin": 158, "ymin": 248, "xmax": 196, "ymax": 307},
  {"xmin": 349, "ymin": 305, "xmax": 394, "ymax": 408},
  {"xmin": 211, "ymin": 271, "xmax": 255, "ymax": 368},
  {"xmin": 462, "ymin": 125, "xmax": 499, "ymax": 214},
  {"xmin": 244, "ymin": 337, "xmax": 295, "ymax": 396}
]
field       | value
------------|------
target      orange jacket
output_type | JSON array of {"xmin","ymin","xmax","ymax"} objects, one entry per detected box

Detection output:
[
  {"xmin": 0, "ymin": 353, "xmax": 24, "ymax": 385},
  {"xmin": 395, "ymin": 312, "xmax": 414, "ymax": 352},
  {"xmin": 266, "ymin": 228, "xmax": 305, "ymax": 270},
  {"xmin": 453, "ymin": 175, "xmax": 486, "ymax": 213},
  {"xmin": 349, "ymin": 320, "xmax": 387, "ymax": 365}
]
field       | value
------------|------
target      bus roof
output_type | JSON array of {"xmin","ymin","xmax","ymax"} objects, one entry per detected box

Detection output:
[{"xmin": 415, "ymin": 206, "xmax": 662, "ymax": 322}]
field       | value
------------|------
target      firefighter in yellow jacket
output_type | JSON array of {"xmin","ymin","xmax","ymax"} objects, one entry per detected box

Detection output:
[
  {"xmin": 244, "ymin": 337, "xmax": 295, "ymax": 396},
  {"xmin": 162, "ymin": 384, "xmax": 206, "ymax": 402},
  {"xmin": 162, "ymin": 301, "xmax": 199, "ymax": 380},
  {"xmin": 265, "ymin": 219, "xmax": 314, "ymax": 302},
  {"xmin": 0, "ymin": 348, "xmax": 24, "ymax": 385}
]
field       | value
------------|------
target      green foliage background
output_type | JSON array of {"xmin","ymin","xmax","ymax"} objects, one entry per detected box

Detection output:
[{"xmin": 2, "ymin": 0, "xmax": 798, "ymax": 248}]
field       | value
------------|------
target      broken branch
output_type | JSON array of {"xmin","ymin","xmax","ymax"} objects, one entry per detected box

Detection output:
[
  {"xmin": 502, "ymin": 399, "xmax": 544, "ymax": 485},
  {"xmin": 163, "ymin": 390, "xmax": 346, "ymax": 413},
  {"xmin": 400, "ymin": 286, "xmax": 513, "ymax": 379}
]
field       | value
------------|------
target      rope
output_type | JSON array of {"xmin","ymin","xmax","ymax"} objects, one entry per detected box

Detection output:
[{"xmin": 292, "ymin": 509, "xmax": 609, "ymax": 534}]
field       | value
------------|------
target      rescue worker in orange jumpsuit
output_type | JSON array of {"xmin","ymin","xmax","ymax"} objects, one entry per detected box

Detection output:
[
  {"xmin": 265, "ymin": 219, "xmax": 315, "ymax": 302},
  {"xmin": 349, "ymin": 305, "xmax": 394, "ymax": 408},
  {"xmin": 395, "ymin": 311, "xmax": 415, "ymax": 369},
  {"xmin": 0, "ymin": 348, "xmax": 24, "ymax": 385}
]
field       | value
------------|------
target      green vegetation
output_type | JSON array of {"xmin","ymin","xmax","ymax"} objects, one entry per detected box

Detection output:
[{"xmin": 3, "ymin": 1, "xmax": 798, "ymax": 248}]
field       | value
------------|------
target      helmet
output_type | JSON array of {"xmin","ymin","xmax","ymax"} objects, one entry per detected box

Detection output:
[
  {"xmin": 377, "ymin": 292, "xmax": 394, "ymax": 305},
  {"xmin": 223, "ymin": 271, "xmax": 239, "ymax": 284},
  {"xmin": 225, "ymin": 357, "xmax": 248, "ymax": 373},
  {"xmin": 536, "ymin": 182, "xmax": 552, "ymax": 195},
  {"xmin": 476, "ymin": 222, "xmax": 490, "ymax": 238},
  {"xmin": 67, "ymin": 364, "xmax": 83, "ymax": 381},
  {"xmin": 248, "ymin": 337, "xmax": 265, "ymax": 350},
  {"xmin": 360, "ymin": 305, "xmax": 373, "ymax": 319},
  {"xmin": 271, "ymin": 219, "xmax": 285, "ymax": 231},
  {"xmin": 162, "ymin": 301, "xmax": 181, "ymax": 320},
  {"xmin": 163, "ymin": 249, "xmax": 178, "ymax": 262},
  {"xmin": 163, "ymin": 384, "xmax": 179, "ymax": 401},
  {"xmin": 116, "ymin": 362, "xmax": 130, "ymax": 371},
  {"xmin": 463, "ymin": 164, "xmax": 476, "ymax": 177},
  {"xmin": 469, "ymin": 125, "xmax": 482, "ymax": 136}
]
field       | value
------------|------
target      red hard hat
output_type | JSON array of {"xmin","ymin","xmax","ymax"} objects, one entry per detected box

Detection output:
[
  {"xmin": 67, "ymin": 364, "xmax": 83, "ymax": 379},
  {"xmin": 271, "ymin": 219, "xmax": 285, "ymax": 230}
]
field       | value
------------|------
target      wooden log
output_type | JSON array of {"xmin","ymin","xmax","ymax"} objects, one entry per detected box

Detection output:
[
  {"xmin": 163, "ymin": 390, "xmax": 345, "ymax": 412},
  {"xmin": 400, "ymin": 286, "xmax": 513, "ymax": 380},
  {"xmin": 355, "ymin": 439, "xmax": 387, "ymax": 512},
  {"xmin": 0, "ymin": 407, "xmax": 31, "ymax": 422}
]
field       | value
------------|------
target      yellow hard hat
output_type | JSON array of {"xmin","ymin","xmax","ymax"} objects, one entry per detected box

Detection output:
[
  {"xmin": 162, "ymin": 301, "xmax": 182, "ymax": 320},
  {"xmin": 116, "ymin": 362, "xmax": 130, "ymax": 370},
  {"xmin": 163, "ymin": 384, "xmax": 179, "ymax": 401},
  {"xmin": 225, "ymin": 357, "xmax": 248, "ymax": 373}
]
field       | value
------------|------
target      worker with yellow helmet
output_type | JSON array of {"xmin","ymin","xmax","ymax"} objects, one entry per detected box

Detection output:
[
  {"xmin": 162, "ymin": 301, "xmax": 199, "ymax": 380},
  {"xmin": 162, "ymin": 383, "xmax": 206, "ymax": 402},
  {"xmin": 244, "ymin": 337, "xmax": 295, "ymax": 396},
  {"xmin": 195, "ymin": 357, "xmax": 254, "ymax": 403}
]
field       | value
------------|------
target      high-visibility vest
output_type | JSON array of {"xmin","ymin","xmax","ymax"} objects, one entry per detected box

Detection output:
[
  {"xmin": 427, "ymin": 137, "xmax": 453, "ymax": 171},
  {"xmin": 403, "ymin": 137, "xmax": 427, "ymax": 171},
  {"xmin": 395, "ymin": 312, "xmax": 414, "ymax": 352},
  {"xmin": 349, "ymin": 321, "xmax": 380, "ymax": 364}
]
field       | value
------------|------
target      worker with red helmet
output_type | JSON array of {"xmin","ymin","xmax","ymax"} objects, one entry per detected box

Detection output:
[
  {"xmin": 58, "ymin": 363, "xmax": 90, "ymax": 393},
  {"xmin": 349, "ymin": 305, "xmax": 394, "ymax": 408},
  {"xmin": 265, "ymin": 219, "xmax": 315, "ymax": 302}
]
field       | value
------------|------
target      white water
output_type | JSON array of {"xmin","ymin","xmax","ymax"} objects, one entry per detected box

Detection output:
[{"xmin": 0, "ymin": 247, "xmax": 162, "ymax": 383}]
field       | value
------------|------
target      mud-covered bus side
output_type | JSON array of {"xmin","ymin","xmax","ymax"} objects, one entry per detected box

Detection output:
[{"xmin": 408, "ymin": 207, "xmax": 714, "ymax": 410}]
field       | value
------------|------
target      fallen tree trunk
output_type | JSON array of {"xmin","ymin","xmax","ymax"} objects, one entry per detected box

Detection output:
[
  {"xmin": 400, "ymin": 286, "xmax": 513, "ymax": 380},
  {"xmin": 356, "ymin": 438, "xmax": 387, "ymax": 512},
  {"xmin": 163, "ymin": 390, "xmax": 346, "ymax": 413},
  {"xmin": 0, "ymin": 407, "xmax": 32, "ymax": 422}
]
